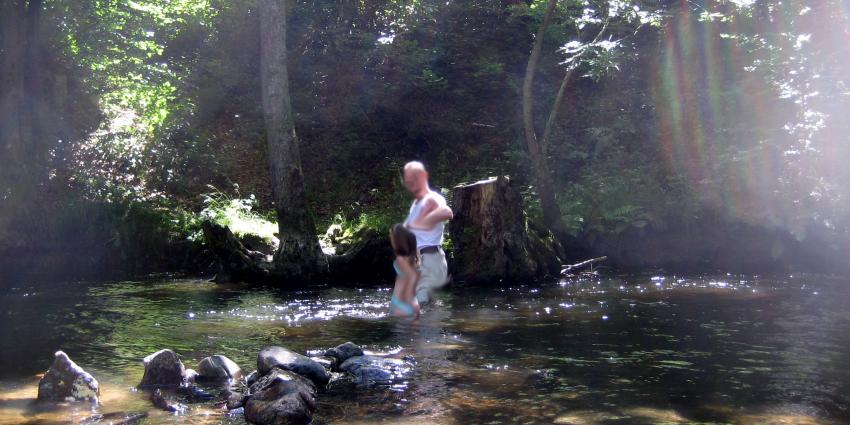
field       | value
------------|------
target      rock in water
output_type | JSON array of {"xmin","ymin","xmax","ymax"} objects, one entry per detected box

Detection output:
[
  {"xmin": 184, "ymin": 368, "xmax": 198, "ymax": 384},
  {"xmin": 324, "ymin": 342, "xmax": 364, "ymax": 370},
  {"xmin": 338, "ymin": 355, "xmax": 414, "ymax": 386},
  {"xmin": 37, "ymin": 351, "xmax": 100, "ymax": 403},
  {"xmin": 178, "ymin": 384, "xmax": 214, "ymax": 402},
  {"xmin": 449, "ymin": 176, "xmax": 562, "ymax": 283},
  {"xmin": 150, "ymin": 388, "xmax": 187, "ymax": 413},
  {"xmin": 309, "ymin": 356, "xmax": 334, "ymax": 370},
  {"xmin": 139, "ymin": 349, "xmax": 186, "ymax": 388},
  {"xmin": 244, "ymin": 368, "xmax": 317, "ymax": 425},
  {"xmin": 245, "ymin": 370, "xmax": 259, "ymax": 386},
  {"xmin": 197, "ymin": 355, "xmax": 243, "ymax": 382},
  {"xmin": 221, "ymin": 388, "xmax": 248, "ymax": 410},
  {"xmin": 80, "ymin": 412, "xmax": 148, "ymax": 425},
  {"xmin": 257, "ymin": 346, "xmax": 330, "ymax": 387}
]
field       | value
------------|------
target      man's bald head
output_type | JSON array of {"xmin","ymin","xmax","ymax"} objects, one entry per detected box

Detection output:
[
  {"xmin": 403, "ymin": 161, "xmax": 429, "ymax": 198},
  {"xmin": 404, "ymin": 161, "xmax": 427, "ymax": 175}
]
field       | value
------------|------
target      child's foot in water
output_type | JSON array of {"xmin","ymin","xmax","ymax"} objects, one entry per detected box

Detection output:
[{"xmin": 390, "ymin": 295, "xmax": 416, "ymax": 317}]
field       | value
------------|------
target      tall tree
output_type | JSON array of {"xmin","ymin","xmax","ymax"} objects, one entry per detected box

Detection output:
[
  {"xmin": 522, "ymin": 0, "xmax": 658, "ymax": 239},
  {"xmin": 258, "ymin": 0, "xmax": 326, "ymax": 280},
  {"xmin": 0, "ymin": 0, "xmax": 28, "ymax": 203},
  {"xmin": 522, "ymin": 0, "xmax": 566, "ymax": 237},
  {"xmin": 0, "ymin": 0, "xmax": 42, "ymax": 239}
]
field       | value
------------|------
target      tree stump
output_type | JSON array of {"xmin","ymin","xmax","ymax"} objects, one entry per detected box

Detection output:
[
  {"xmin": 202, "ymin": 221, "xmax": 273, "ymax": 283},
  {"xmin": 449, "ymin": 177, "xmax": 561, "ymax": 283},
  {"xmin": 326, "ymin": 228, "xmax": 395, "ymax": 282},
  {"xmin": 203, "ymin": 220, "xmax": 392, "ymax": 284}
]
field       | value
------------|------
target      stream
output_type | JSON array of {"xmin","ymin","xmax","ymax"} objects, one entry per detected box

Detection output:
[{"xmin": 1, "ymin": 274, "xmax": 849, "ymax": 424}]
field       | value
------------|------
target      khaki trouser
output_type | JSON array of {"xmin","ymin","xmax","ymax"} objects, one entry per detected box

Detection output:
[{"xmin": 416, "ymin": 249, "xmax": 448, "ymax": 304}]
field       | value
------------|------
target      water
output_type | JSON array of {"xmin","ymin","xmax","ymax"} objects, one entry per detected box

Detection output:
[{"xmin": 1, "ymin": 274, "xmax": 849, "ymax": 424}]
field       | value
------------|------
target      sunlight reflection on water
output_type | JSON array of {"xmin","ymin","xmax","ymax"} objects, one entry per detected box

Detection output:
[{"xmin": 0, "ymin": 274, "xmax": 849, "ymax": 424}]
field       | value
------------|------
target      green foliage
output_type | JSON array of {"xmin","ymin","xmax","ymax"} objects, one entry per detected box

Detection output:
[
  {"xmin": 700, "ymin": 1, "xmax": 850, "ymax": 234},
  {"xmin": 418, "ymin": 68, "xmax": 448, "ymax": 89},
  {"xmin": 320, "ymin": 212, "xmax": 392, "ymax": 253},
  {"xmin": 5, "ymin": 0, "xmax": 848, "ymax": 277},
  {"xmin": 560, "ymin": 171, "xmax": 655, "ymax": 236},
  {"xmin": 317, "ymin": 168, "xmax": 412, "ymax": 251},
  {"xmin": 53, "ymin": 0, "xmax": 218, "ymax": 203},
  {"xmin": 198, "ymin": 186, "xmax": 278, "ymax": 245}
]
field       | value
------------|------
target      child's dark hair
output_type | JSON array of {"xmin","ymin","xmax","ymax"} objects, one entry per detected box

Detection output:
[{"xmin": 390, "ymin": 223, "xmax": 419, "ymax": 266}]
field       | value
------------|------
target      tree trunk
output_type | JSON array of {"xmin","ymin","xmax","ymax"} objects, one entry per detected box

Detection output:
[
  {"xmin": 326, "ymin": 228, "xmax": 394, "ymax": 282},
  {"xmin": 202, "ymin": 221, "xmax": 273, "ymax": 283},
  {"xmin": 0, "ymin": 0, "xmax": 29, "ymax": 238},
  {"xmin": 25, "ymin": 0, "xmax": 44, "ymax": 172},
  {"xmin": 522, "ymin": 0, "xmax": 566, "ymax": 237},
  {"xmin": 258, "ymin": 0, "xmax": 326, "ymax": 282},
  {"xmin": 540, "ymin": 67, "xmax": 575, "ymax": 155},
  {"xmin": 541, "ymin": 16, "xmax": 607, "ymax": 155},
  {"xmin": 0, "ymin": 0, "xmax": 27, "ymax": 176},
  {"xmin": 203, "ymin": 220, "xmax": 394, "ymax": 284},
  {"xmin": 449, "ymin": 177, "xmax": 562, "ymax": 283}
]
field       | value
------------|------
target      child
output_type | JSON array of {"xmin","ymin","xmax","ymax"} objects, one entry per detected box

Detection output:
[{"xmin": 389, "ymin": 223, "xmax": 421, "ymax": 318}]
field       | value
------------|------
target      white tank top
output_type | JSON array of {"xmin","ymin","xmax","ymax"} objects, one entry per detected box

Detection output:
[{"xmin": 404, "ymin": 190, "xmax": 446, "ymax": 249}]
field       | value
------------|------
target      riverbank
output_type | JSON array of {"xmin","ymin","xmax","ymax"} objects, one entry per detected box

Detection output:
[{"xmin": 3, "ymin": 209, "xmax": 847, "ymax": 285}]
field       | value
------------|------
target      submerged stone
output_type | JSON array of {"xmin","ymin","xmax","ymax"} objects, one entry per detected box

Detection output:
[
  {"xmin": 221, "ymin": 388, "xmax": 248, "ymax": 410},
  {"xmin": 150, "ymin": 388, "xmax": 187, "ymax": 413},
  {"xmin": 37, "ymin": 351, "xmax": 100, "ymax": 403},
  {"xmin": 139, "ymin": 349, "xmax": 186, "ymax": 388},
  {"xmin": 184, "ymin": 368, "xmax": 198, "ymax": 384},
  {"xmin": 257, "ymin": 346, "xmax": 330, "ymax": 387},
  {"xmin": 244, "ymin": 368, "xmax": 317, "ymax": 425},
  {"xmin": 309, "ymin": 356, "xmax": 334, "ymax": 370},
  {"xmin": 245, "ymin": 370, "xmax": 259, "ymax": 386},
  {"xmin": 324, "ymin": 342, "xmax": 364, "ymax": 370},
  {"xmin": 80, "ymin": 412, "xmax": 148, "ymax": 425},
  {"xmin": 338, "ymin": 355, "xmax": 414, "ymax": 386},
  {"xmin": 177, "ymin": 384, "xmax": 215, "ymax": 402},
  {"xmin": 197, "ymin": 355, "xmax": 243, "ymax": 382}
]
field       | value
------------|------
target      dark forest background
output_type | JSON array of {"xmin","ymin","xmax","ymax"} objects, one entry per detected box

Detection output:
[{"xmin": 1, "ymin": 0, "xmax": 848, "ymax": 281}]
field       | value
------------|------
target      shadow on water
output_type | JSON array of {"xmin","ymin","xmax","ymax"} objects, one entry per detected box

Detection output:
[{"xmin": 1, "ymin": 274, "xmax": 850, "ymax": 424}]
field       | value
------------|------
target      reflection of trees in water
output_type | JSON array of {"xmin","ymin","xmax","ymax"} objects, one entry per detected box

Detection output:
[
  {"xmin": 3, "ymin": 277, "xmax": 850, "ymax": 424},
  {"xmin": 0, "ymin": 281, "xmax": 107, "ymax": 378},
  {"xmin": 766, "ymin": 280, "xmax": 850, "ymax": 420}
]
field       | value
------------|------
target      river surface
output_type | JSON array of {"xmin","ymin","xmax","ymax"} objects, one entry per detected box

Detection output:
[{"xmin": 1, "ymin": 274, "xmax": 849, "ymax": 424}]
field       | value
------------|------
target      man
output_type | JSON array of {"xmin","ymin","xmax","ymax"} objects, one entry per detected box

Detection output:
[{"xmin": 402, "ymin": 161, "xmax": 453, "ymax": 304}]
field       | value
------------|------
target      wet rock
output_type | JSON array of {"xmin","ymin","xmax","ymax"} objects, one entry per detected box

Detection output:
[
  {"xmin": 257, "ymin": 346, "xmax": 330, "ymax": 387},
  {"xmin": 139, "ymin": 349, "xmax": 186, "ymax": 388},
  {"xmin": 37, "ymin": 351, "xmax": 100, "ymax": 403},
  {"xmin": 150, "ymin": 388, "xmax": 187, "ymax": 413},
  {"xmin": 245, "ymin": 370, "xmax": 259, "ymax": 386},
  {"xmin": 338, "ymin": 355, "xmax": 414, "ymax": 386},
  {"xmin": 177, "ymin": 384, "xmax": 215, "ymax": 402},
  {"xmin": 197, "ymin": 355, "xmax": 243, "ymax": 382},
  {"xmin": 81, "ymin": 412, "xmax": 148, "ymax": 425},
  {"xmin": 221, "ymin": 388, "xmax": 248, "ymax": 410},
  {"xmin": 185, "ymin": 368, "xmax": 198, "ymax": 384},
  {"xmin": 244, "ymin": 368, "xmax": 317, "ymax": 425},
  {"xmin": 324, "ymin": 342, "xmax": 364, "ymax": 370},
  {"xmin": 304, "ymin": 349, "xmax": 325, "ymax": 357},
  {"xmin": 309, "ymin": 356, "xmax": 334, "ymax": 370},
  {"xmin": 225, "ymin": 407, "xmax": 245, "ymax": 417}
]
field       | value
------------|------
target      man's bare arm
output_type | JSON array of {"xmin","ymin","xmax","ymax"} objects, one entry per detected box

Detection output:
[
  {"xmin": 409, "ymin": 196, "xmax": 453, "ymax": 229},
  {"xmin": 424, "ymin": 205, "xmax": 453, "ymax": 224}
]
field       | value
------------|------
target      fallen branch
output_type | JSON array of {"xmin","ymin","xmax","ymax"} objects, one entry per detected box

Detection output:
[{"xmin": 561, "ymin": 256, "xmax": 607, "ymax": 274}]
